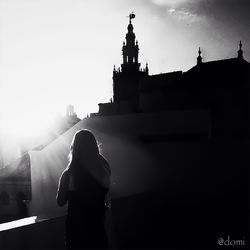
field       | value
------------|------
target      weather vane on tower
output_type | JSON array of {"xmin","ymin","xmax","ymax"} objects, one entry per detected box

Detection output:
[{"xmin": 128, "ymin": 12, "xmax": 136, "ymax": 23}]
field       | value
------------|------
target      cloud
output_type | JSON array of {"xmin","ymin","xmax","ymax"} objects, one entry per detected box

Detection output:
[
  {"xmin": 150, "ymin": 0, "xmax": 207, "ymax": 24},
  {"xmin": 168, "ymin": 8, "xmax": 176, "ymax": 14},
  {"xmin": 167, "ymin": 7, "xmax": 205, "ymax": 24},
  {"xmin": 151, "ymin": 0, "xmax": 197, "ymax": 7}
]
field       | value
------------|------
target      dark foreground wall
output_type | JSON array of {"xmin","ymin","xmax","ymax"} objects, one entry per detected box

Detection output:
[
  {"xmin": 111, "ymin": 143, "xmax": 247, "ymax": 249},
  {"xmin": 1, "ymin": 185, "xmax": 248, "ymax": 249},
  {"xmin": 0, "ymin": 216, "xmax": 65, "ymax": 249}
]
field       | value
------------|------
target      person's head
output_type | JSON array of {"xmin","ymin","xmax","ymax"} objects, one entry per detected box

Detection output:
[
  {"xmin": 68, "ymin": 129, "xmax": 109, "ymax": 189},
  {"xmin": 68, "ymin": 130, "xmax": 100, "ymax": 172},
  {"xmin": 71, "ymin": 129, "xmax": 99, "ymax": 161}
]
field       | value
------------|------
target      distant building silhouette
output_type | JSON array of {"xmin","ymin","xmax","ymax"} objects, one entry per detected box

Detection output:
[
  {"xmin": 32, "ymin": 104, "xmax": 80, "ymax": 151},
  {"xmin": 65, "ymin": 104, "xmax": 81, "ymax": 130},
  {"xmin": 0, "ymin": 153, "xmax": 31, "ymax": 223},
  {"xmin": 98, "ymin": 16, "xmax": 249, "ymax": 124}
]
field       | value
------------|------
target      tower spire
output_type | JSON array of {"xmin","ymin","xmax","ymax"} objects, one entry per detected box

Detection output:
[
  {"xmin": 197, "ymin": 47, "xmax": 202, "ymax": 65},
  {"xmin": 121, "ymin": 12, "xmax": 140, "ymax": 69},
  {"xmin": 237, "ymin": 40, "xmax": 243, "ymax": 59},
  {"xmin": 128, "ymin": 12, "xmax": 135, "ymax": 23}
]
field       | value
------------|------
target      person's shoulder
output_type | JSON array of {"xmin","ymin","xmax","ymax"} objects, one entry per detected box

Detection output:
[
  {"xmin": 62, "ymin": 168, "xmax": 70, "ymax": 175},
  {"xmin": 61, "ymin": 168, "xmax": 70, "ymax": 181},
  {"xmin": 99, "ymin": 154, "xmax": 108, "ymax": 165}
]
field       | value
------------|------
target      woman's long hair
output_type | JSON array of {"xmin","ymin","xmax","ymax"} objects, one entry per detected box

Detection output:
[{"xmin": 67, "ymin": 130, "xmax": 107, "ymax": 190}]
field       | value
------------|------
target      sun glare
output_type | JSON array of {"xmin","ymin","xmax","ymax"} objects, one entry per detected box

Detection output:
[
  {"xmin": 0, "ymin": 108, "xmax": 56, "ymax": 140},
  {"xmin": 0, "ymin": 94, "xmax": 60, "ymax": 140}
]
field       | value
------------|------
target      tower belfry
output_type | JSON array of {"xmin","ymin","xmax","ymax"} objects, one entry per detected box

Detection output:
[
  {"xmin": 113, "ymin": 13, "xmax": 148, "ymax": 103},
  {"xmin": 121, "ymin": 12, "xmax": 140, "ymax": 71}
]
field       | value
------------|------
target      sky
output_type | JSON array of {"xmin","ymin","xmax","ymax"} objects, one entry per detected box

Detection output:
[{"xmin": 0, "ymin": 0, "xmax": 249, "ymax": 139}]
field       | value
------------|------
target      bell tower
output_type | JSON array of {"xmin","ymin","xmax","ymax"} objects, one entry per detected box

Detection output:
[
  {"xmin": 121, "ymin": 13, "xmax": 140, "ymax": 71},
  {"xmin": 113, "ymin": 13, "xmax": 148, "ymax": 105}
]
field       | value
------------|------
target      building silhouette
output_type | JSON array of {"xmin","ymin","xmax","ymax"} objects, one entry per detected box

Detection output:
[
  {"xmin": 94, "ymin": 16, "xmax": 248, "ymax": 246},
  {"xmin": 98, "ymin": 15, "xmax": 249, "ymax": 130},
  {"xmin": 99, "ymin": 14, "xmax": 148, "ymax": 115},
  {"xmin": 113, "ymin": 13, "xmax": 148, "ymax": 108}
]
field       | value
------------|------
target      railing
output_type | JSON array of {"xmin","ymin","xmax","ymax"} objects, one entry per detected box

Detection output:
[
  {"xmin": 0, "ymin": 215, "xmax": 66, "ymax": 249},
  {"xmin": 0, "ymin": 216, "xmax": 38, "ymax": 232}
]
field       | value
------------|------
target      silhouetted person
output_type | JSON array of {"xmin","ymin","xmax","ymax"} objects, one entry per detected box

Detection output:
[{"xmin": 57, "ymin": 129, "xmax": 111, "ymax": 249}]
